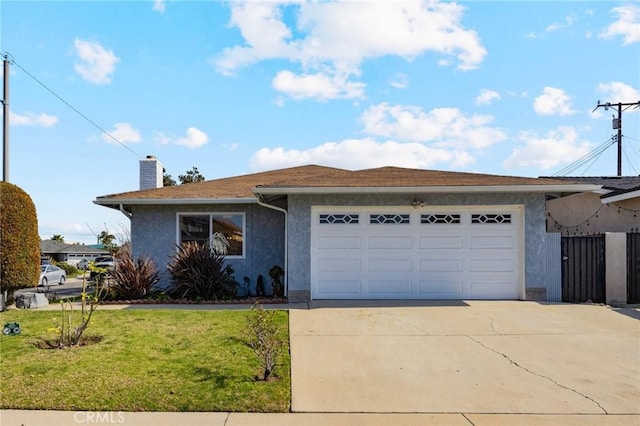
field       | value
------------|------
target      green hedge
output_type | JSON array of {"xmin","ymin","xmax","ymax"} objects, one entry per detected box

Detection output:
[{"xmin": 0, "ymin": 182, "xmax": 40, "ymax": 298}]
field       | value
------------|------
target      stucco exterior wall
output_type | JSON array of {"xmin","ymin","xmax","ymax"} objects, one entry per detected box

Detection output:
[
  {"xmin": 605, "ymin": 233, "xmax": 627, "ymax": 305},
  {"xmin": 130, "ymin": 203, "xmax": 285, "ymax": 294},
  {"xmin": 287, "ymin": 192, "xmax": 548, "ymax": 300},
  {"xmin": 547, "ymin": 192, "xmax": 640, "ymax": 234}
]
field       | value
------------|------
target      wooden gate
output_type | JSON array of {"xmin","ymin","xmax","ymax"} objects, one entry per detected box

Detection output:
[
  {"xmin": 628, "ymin": 233, "xmax": 640, "ymax": 304},
  {"xmin": 561, "ymin": 235, "xmax": 606, "ymax": 303}
]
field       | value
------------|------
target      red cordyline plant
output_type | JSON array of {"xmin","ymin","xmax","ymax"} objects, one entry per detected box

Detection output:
[
  {"xmin": 110, "ymin": 246, "xmax": 160, "ymax": 300},
  {"xmin": 167, "ymin": 233, "xmax": 238, "ymax": 301}
]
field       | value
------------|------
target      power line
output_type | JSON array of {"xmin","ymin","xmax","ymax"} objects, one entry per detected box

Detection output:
[
  {"xmin": 622, "ymin": 137, "xmax": 639, "ymax": 175},
  {"xmin": 552, "ymin": 137, "xmax": 616, "ymax": 176},
  {"xmin": 4, "ymin": 52, "xmax": 142, "ymax": 159}
]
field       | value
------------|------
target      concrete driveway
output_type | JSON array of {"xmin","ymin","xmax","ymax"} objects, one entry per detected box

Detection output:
[{"xmin": 290, "ymin": 301, "xmax": 640, "ymax": 414}]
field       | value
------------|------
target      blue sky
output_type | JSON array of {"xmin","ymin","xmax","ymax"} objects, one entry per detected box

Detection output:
[{"xmin": 1, "ymin": 0, "xmax": 639, "ymax": 245}]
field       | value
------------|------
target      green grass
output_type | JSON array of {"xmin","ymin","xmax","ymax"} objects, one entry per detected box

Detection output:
[{"xmin": 0, "ymin": 309, "xmax": 290, "ymax": 412}]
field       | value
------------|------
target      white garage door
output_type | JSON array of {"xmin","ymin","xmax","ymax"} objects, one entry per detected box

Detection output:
[{"xmin": 311, "ymin": 205, "xmax": 523, "ymax": 300}]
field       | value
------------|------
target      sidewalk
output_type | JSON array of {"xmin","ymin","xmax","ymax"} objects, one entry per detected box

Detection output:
[{"xmin": 2, "ymin": 410, "xmax": 639, "ymax": 426}]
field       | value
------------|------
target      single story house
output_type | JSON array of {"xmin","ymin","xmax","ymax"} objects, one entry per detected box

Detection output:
[
  {"xmin": 545, "ymin": 176, "xmax": 640, "ymax": 234},
  {"xmin": 94, "ymin": 156, "xmax": 599, "ymax": 301},
  {"xmin": 40, "ymin": 240, "xmax": 109, "ymax": 265}
]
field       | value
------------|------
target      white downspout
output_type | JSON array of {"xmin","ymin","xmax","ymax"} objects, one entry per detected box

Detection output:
[
  {"xmin": 255, "ymin": 194, "xmax": 288, "ymax": 298},
  {"xmin": 119, "ymin": 204, "xmax": 132, "ymax": 219}
]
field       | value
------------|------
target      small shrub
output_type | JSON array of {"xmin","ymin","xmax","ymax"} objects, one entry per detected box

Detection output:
[
  {"xmin": 56, "ymin": 261, "xmax": 78, "ymax": 277},
  {"xmin": 269, "ymin": 265, "xmax": 285, "ymax": 298},
  {"xmin": 256, "ymin": 274, "xmax": 265, "ymax": 297},
  {"xmin": 167, "ymin": 240, "xmax": 238, "ymax": 300},
  {"xmin": 88, "ymin": 263, "xmax": 110, "ymax": 289},
  {"xmin": 246, "ymin": 303, "xmax": 285, "ymax": 381},
  {"xmin": 109, "ymin": 247, "xmax": 160, "ymax": 300}
]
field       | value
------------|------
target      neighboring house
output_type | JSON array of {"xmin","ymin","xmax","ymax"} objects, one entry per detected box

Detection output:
[
  {"xmin": 545, "ymin": 176, "xmax": 640, "ymax": 234},
  {"xmin": 94, "ymin": 156, "xmax": 598, "ymax": 302},
  {"xmin": 40, "ymin": 240, "xmax": 109, "ymax": 266}
]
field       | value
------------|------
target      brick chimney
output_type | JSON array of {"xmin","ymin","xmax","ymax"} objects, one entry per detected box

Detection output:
[{"xmin": 140, "ymin": 155, "xmax": 163, "ymax": 190}]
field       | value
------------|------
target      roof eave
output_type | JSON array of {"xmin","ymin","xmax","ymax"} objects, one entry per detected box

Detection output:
[
  {"xmin": 253, "ymin": 184, "xmax": 602, "ymax": 195},
  {"xmin": 601, "ymin": 189, "xmax": 640, "ymax": 203},
  {"xmin": 93, "ymin": 197, "xmax": 258, "ymax": 207}
]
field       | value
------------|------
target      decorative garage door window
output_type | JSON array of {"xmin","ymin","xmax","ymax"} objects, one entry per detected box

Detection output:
[
  {"xmin": 319, "ymin": 214, "xmax": 359, "ymax": 224},
  {"xmin": 421, "ymin": 214, "xmax": 461, "ymax": 224},
  {"xmin": 471, "ymin": 213, "xmax": 512, "ymax": 224},
  {"xmin": 178, "ymin": 213, "xmax": 245, "ymax": 257},
  {"xmin": 370, "ymin": 214, "xmax": 410, "ymax": 224}
]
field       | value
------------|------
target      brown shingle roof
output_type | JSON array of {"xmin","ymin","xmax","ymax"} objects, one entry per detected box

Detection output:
[
  {"xmin": 95, "ymin": 164, "xmax": 597, "ymax": 204},
  {"xmin": 257, "ymin": 166, "xmax": 578, "ymax": 188},
  {"xmin": 96, "ymin": 165, "xmax": 347, "ymax": 201}
]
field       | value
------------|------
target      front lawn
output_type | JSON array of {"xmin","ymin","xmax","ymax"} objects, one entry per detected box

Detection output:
[{"xmin": 0, "ymin": 308, "xmax": 290, "ymax": 412}]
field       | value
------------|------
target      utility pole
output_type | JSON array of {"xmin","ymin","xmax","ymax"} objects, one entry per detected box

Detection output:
[
  {"xmin": 593, "ymin": 100, "xmax": 640, "ymax": 176},
  {"xmin": 2, "ymin": 54, "xmax": 9, "ymax": 182}
]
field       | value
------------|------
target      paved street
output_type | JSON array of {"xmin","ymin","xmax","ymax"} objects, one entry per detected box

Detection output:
[{"xmin": 16, "ymin": 276, "xmax": 92, "ymax": 300}]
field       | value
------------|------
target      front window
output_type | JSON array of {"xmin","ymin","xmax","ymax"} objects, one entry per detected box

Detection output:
[{"xmin": 178, "ymin": 213, "xmax": 245, "ymax": 257}]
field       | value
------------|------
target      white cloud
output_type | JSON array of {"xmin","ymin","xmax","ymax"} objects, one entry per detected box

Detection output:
[
  {"xmin": 533, "ymin": 87, "xmax": 575, "ymax": 116},
  {"xmin": 597, "ymin": 81, "xmax": 640, "ymax": 104},
  {"xmin": 524, "ymin": 13, "xmax": 579, "ymax": 39},
  {"xmin": 223, "ymin": 143, "xmax": 239, "ymax": 151},
  {"xmin": 361, "ymin": 103, "xmax": 506, "ymax": 149},
  {"xmin": 213, "ymin": 2, "xmax": 296, "ymax": 75},
  {"xmin": 389, "ymin": 73, "xmax": 409, "ymax": 90},
  {"xmin": 591, "ymin": 82, "xmax": 640, "ymax": 118},
  {"xmin": 10, "ymin": 111, "xmax": 58, "ymax": 127},
  {"xmin": 475, "ymin": 89, "xmax": 501, "ymax": 106},
  {"xmin": 503, "ymin": 127, "xmax": 592, "ymax": 170},
  {"xmin": 174, "ymin": 127, "xmax": 209, "ymax": 149},
  {"xmin": 272, "ymin": 70, "xmax": 365, "ymax": 101},
  {"xmin": 545, "ymin": 14, "xmax": 577, "ymax": 32},
  {"xmin": 153, "ymin": 0, "xmax": 166, "ymax": 14},
  {"xmin": 598, "ymin": 4, "xmax": 640, "ymax": 45},
  {"xmin": 249, "ymin": 138, "xmax": 474, "ymax": 171},
  {"xmin": 214, "ymin": 1, "xmax": 486, "ymax": 100},
  {"xmin": 73, "ymin": 38, "xmax": 120, "ymax": 84},
  {"xmin": 102, "ymin": 123, "xmax": 141, "ymax": 144},
  {"xmin": 152, "ymin": 131, "xmax": 172, "ymax": 145},
  {"xmin": 152, "ymin": 128, "xmax": 209, "ymax": 148}
]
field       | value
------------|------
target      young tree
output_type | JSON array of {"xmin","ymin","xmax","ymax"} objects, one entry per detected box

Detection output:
[
  {"xmin": 163, "ymin": 168, "xmax": 176, "ymax": 187},
  {"xmin": 178, "ymin": 167, "xmax": 205, "ymax": 184},
  {"xmin": 98, "ymin": 231, "xmax": 117, "ymax": 252},
  {"xmin": 246, "ymin": 303, "xmax": 285, "ymax": 381}
]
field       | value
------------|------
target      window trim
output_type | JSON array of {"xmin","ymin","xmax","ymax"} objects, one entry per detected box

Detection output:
[{"xmin": 176, "ymin": 212, "xmax": 246, "ymax": 259}]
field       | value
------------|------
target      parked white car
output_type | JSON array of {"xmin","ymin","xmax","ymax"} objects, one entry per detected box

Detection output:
[
  {"xmin": 39, "ymin": 264, "xmax": 66, "ymax": 286},
  {"xmin": 77, "ymin": 258, "xmax": 90, "ymax": 270}
]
